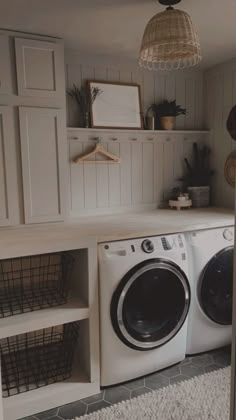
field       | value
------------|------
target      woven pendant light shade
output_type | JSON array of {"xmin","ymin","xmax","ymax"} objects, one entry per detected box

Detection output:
[{"xmin": 139, "ymin": 7, "xmax": 202, "ymax": 70}]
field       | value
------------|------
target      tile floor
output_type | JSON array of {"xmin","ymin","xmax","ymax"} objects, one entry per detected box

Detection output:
[{"xmin": 22, "ymin": 346, "xmax": 231, "ymax": 420}]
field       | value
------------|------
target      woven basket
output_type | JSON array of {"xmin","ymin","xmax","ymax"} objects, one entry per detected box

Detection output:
[
  {"xmin": 187, "ymin": 186, "xmax": 210, "ymax": 208},
  {"xmin": 160, "ymin": 116, "xmax": 175, "ymax": 130},
  {"xmin": 224, "ymin": 150, "xmax": 236, "ymax": 188}
]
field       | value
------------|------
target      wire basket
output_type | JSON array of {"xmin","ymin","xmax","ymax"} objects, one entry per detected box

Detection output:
[
  {"xmin": 0, "ymin": 322, "xmax": 80, "ymax": 397},
  {"xmin": 0, "ymin": 252, "xmax": 74, "ymax": 318}
]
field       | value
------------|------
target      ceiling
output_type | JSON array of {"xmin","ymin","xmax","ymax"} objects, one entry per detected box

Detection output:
[{"xmin": 0, "ymin": 0, "xmax": 236, "ymax": 69}]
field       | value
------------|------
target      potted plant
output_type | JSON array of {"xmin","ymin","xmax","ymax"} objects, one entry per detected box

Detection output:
[
  {"xmin": 147, "ymin": 100, "xmax": 186, "ymax": 130},
  {"xmin": 67, "ymin": 84, "xmax": 102, "ymax": 128},
  {"xmin": 180, "ymin": 142, "xmax": 215, "ymax": 208}
]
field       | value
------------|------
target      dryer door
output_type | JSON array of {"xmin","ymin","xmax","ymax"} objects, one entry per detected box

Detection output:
[
  {"xmin": 199, "ymin": 246, "xmax": 233, "ymax": 325},
  {"xmin": 110, "ymin": 258, "xmax": 190, "ymax": 351}
]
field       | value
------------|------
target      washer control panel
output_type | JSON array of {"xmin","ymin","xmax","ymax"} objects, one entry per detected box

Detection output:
[
  {"xmin": 99, "ymin": 233, "xmax": 186, "ymax": 260},
  {"xmin": 223, "ymin": 228, "xmax": 233, "ymax": 241},
  {"xmin": 142, "ymin": 239, "xmax": 154, "ymax": 253}
]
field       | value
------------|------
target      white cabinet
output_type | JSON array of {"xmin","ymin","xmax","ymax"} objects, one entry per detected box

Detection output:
[
  {"xmin": 0, "ymin": 35, "xmax": 12, "ymax": 94},
  {"xmin": 15, "ymin": 38, "xmax": 64, "ymax": 98},
  {"xmin": 19, "ymin": 107, "xmax": 67, "ymax": 223},
  {"xmin": 0, "ymin": 107, "xmax": 18, "ymax": 226}
]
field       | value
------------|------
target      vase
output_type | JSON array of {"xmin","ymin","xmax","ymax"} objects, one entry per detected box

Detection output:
[
  {"xmin": 160, "ymin": 116, "xmax": 176, "ymax": 130},
  {"xmin": 146, "ymin": 116, "xmax": 155, "ymax": 130},
  {"xmin": 187, "ymin": 186, "xmax": 210, "ymax": 208},
  {"xmin": 83, "ymin": 112, "xmax": 89, "ymax": 128}
]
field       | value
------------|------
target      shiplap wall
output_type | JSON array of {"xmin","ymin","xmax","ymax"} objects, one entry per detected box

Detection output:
[
  {"xmin": 65, "ymin": 49, "xmax": 204, "ymax": 130},
  {"xmin": 204, "ymin": 58, "xmax": 236, "ymax": 209},
  {"xmin": 68, "ymin": 129, "xmax": 208, "ymax": 215},
  {"xmin": 65, "ymin": 49, "xmax": 206, "ymax": 215}
]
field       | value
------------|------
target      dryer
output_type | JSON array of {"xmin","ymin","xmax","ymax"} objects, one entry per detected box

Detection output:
[
  {"xmin": 185, "ymin": 227, "xmax": 234, "ymax": 355},
  {"xmin": 98, "ymin": 234, "xmax": 191, "ymax": 386}
]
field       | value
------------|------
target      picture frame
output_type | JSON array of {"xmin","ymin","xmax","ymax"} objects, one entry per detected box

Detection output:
[{"xmin": 88, "ymin": 80, "xmax": 143, "ymax": 129}]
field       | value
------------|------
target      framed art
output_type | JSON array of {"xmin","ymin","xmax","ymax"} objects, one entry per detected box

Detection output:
[{"xmin": 88, "ymin": 80, "xmax": 143, "ymax": 129}]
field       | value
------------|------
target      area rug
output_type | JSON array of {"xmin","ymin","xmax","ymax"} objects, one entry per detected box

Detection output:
[{"xmin": 76, "ymin": 367, "xmax": 230, "ymax": 420}]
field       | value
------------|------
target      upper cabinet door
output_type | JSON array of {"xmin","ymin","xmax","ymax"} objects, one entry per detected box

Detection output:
[
  {"xmin": 0, "ymin": 35, "xmax": 12, "ymax": 94},
  {"xmin": 15, "ymin": 38, "xmax": 64, "ymax": 98},
  {"xmin": 19, "ymin": 107, "xmax": 67, "ymax": 224},
  {"xmin": 0, "ymin": 107, "xmax": 18, "ymax": 226}
]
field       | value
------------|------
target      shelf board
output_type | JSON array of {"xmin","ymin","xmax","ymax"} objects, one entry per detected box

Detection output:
[
  {"xmin": 3, "ymin": 368, "xmax": 100, "ymax": 420},
  {"xmin": 0, "ymin": 298, "xmax": 89, "ymax": 339},
  {"xmin": 67, "ymin": 127, "xmax": 210, "ymax": 135}
]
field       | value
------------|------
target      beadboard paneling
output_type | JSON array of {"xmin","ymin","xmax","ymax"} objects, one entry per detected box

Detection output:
[
  {"xmin": 65, "ymin": 50, "xmax": 204, "ymax": 131},
  {"xmin": 204, "ymin": 58, "xmax": 236, "ymax": 209},
  {"xmin": 68, "ymin": 129, "xmax": 209, "ymax": 216}
]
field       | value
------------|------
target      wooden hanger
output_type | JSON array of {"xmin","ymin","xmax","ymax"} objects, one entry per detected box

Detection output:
[{"xmin": 74, "ymin": 138, "xmax": 120, "ymax": 164}]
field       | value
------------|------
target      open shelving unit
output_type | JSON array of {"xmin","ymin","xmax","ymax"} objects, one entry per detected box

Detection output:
[
  {"xmin": 0, "ymin": 238, "xmax": 100, "ymax": 420},
  {"xmin": 67, "ymin": 127, "xmax": 210, "ymax": 143},
  {"xmin": 67, "ymin": 127, "xmax": 210, "ymax": 135}
]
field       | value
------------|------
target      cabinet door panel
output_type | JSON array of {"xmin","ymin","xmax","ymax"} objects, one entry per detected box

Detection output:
[
  {"xmin": 0, "ymin": 107, "xmax": 17, "ymax": 226},
  {"xmin": 0, "ymin": 35, "xmax": 12, "ymax": 94},
  {"xmin": 19, "ymin": 107, "xmax": 66, "ymax": 223},
  {"xmin": 15, "ymin": 38, "xmax": 64, "ymax": 98}
]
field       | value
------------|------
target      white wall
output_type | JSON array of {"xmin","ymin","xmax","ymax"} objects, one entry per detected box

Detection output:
[
  {"xmin": 204, "ymin": 58, "xmax": 236, "ymax": 209},
  {"xmin": 65, "ymin": 49, "xmax": 206, "ymax": 215}
]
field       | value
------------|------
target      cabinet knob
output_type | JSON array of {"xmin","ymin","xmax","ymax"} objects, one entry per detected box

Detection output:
[
  {"xmin": 131, "ymin": 137, "xmax": 138, "ymax": 141},
  {"xmin": 147, "ymin": 137, "xmax": 154, "ymax": 141},
  {"xmin": 111, "ymin": 137, "xmax": 118, "ymax": 141},
  {"xmin": 69, "ymin": 136, "xmax": 79, "ymax": 140},
  {"xmin": 165, "ymin": 137, "xmax": 171, "ymax": 142}
]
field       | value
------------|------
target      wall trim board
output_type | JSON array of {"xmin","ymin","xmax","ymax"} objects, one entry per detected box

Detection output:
[{"xmin": 0, "ymin": 28, "xmax": 63, "ymax": 44}]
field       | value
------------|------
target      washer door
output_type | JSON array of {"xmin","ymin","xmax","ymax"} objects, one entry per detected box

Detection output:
[
  {"xmin": 111, "ymin": 259, "xmax": 190, "ymax": 351},
  {"xmin": 199, "ymin": 247, "xmax": 233, "ymax": 325}
]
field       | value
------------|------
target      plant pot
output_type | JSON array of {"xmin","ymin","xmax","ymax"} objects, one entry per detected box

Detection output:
[
  {"xmin": 187, "ymin": 186, "xmax": 210, "ymax": 208},
  {"xmin": 160, "ymin": 116, "xmax": 176, "ymax": 130}
]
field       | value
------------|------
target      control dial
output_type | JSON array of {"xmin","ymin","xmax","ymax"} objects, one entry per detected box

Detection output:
[
  {"xmin": 223, "ymin": 229, "xmax": 233, "ymax": 241},
  {"xmin": 142, "ymin": 239, "xmax": 154, "ymax": 253}
]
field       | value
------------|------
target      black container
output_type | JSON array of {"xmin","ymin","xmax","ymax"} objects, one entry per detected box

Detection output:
[
  {"xmin": 0, "ymin": 322, "xmax": 80, "ymax": 397},
  {"xmin": 0, "ymin": 252, "xmax": 74, "ymax": 318}
]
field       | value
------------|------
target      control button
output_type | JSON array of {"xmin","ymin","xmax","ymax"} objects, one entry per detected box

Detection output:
[
  {"xmin": 223, "ymin": 229, "xmax": 233, "ymax": 241},
  {"xmin": 177, "ymin": 235, "xmax": 184, "ymax": 248},
  {"xmin": 104, "ymin": 244, "xmax": 109, "ymax": 250},
  {"xmin": 142, "ymin": 239, "xmax": 154, "ymax": 253},
  {"xmin": 161, "ymin": 237, "xmax": 172, "ymax": 251}
]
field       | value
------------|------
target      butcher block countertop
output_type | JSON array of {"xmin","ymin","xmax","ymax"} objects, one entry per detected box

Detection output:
[{"xmin": 0, "ymin": 208, "xmax": 234, "ymax": 258}]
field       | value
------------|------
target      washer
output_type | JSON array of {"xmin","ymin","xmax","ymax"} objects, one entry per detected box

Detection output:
[
  {"xmin": 98, "ymin": 234, "xmax": 190, "ymax": 386},
  {"xmin": 185, "ymin": 227, "xmax": 234, "ymax": 355}
]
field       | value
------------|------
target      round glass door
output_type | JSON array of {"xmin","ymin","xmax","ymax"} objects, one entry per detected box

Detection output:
[
  {"xmin": 199, "ymin": 247, "xmax": 233, "ymax": 325},
  {"xmin": 111, "ymin": 259, "xmax": 190, "ymax": 351}
]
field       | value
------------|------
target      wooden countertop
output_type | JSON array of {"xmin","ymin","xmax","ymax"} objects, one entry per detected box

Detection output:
[{"xmin": 0, "ymin": 208, "xmax": 234, "ymax": 258}]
